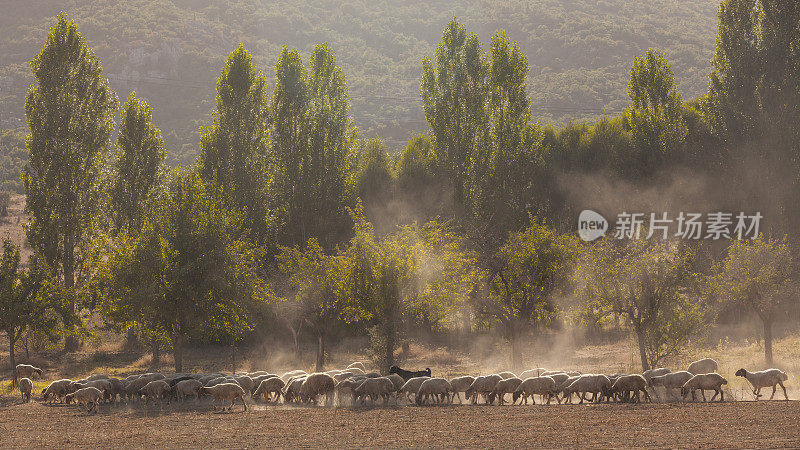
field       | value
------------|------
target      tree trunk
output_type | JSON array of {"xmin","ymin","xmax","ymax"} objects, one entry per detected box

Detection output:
[
  {"xmin": 635, "ymin": 327, "xmax": 650, "ymax": 371},
  {"xmin": 171, "ymin": 333, "xmax": 183, "ymax": 373},
  {"xmin": 315, "ymin": 332, "xmax": 325, "ymax": 372},
  {"xmin": 62, "ymin": 232, "xmax": 80, "ymax": 353},
  {"xmin": 288, "ymin": 323, "xmax": 302, "ymax": 361},
  {"xmin": 9, "ymin": 332, "xmax": 17, "ymax": 386},
  {"xmin": 763, "ymin": 318, "xmax": 774, "ymax": 365},
  {"xmin": 125, "ymin": 328, "xmax": 137, "ymax": 347},
  {"xmin": 384, "ymin": 323, "xmax": 395, "ymax": 374},
  {"xmin": 151, "ymin": 339, "xmax": 160, "ymax": 369}
]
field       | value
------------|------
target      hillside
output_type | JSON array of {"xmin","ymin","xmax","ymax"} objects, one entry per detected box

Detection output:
[{"xmin": 0, "ymin": 0, "xmax": 719, "ymax": 165}]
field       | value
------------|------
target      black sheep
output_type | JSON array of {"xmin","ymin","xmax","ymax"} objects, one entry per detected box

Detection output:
[{"xmin": 389, "ymin": 365, "xmax": 432, "ymax": 382}]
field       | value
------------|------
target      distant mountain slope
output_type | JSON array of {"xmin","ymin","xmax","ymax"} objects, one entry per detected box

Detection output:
[{"xmin": 0, "ymin": 0, "xmax": 719, "ymax": 164}]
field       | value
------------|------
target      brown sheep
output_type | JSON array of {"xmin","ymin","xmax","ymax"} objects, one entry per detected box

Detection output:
[
  {"xmin": 65, "ymin": 387, "xmax": 103, "ymax": 414},
  {"xmin": 299, "ymin": 373, "xmax": 336, "ymax": 405},
  {"xmin": 253, "ymin": 377, "xmax": 285, "ymax": 403}
]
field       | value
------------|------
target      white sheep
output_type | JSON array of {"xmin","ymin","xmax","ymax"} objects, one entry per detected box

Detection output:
[
  {"xmin": 519, "ymin": 368, "xmax": 548, "ymax": 379},
  {"xmin": 42, "ymin": 379, "xmax": 73, "ymax": 403},
  {"xmin": 513, "ymin": 376, "xmax": 560, "ymax": 405},
  {"xmin": 687, "ymin": 358, "xmax": 718, "ymax": 375},
  {"xmin": 65, "ymin": 387, "xmax": 103, "ymax": 414},
  {"xmin": 642, "ymin": 368, "xmax": 671, "ymax": 382},
  {"xmin": 18, "ymin": 377, "xmax": 33, "ymax": 402},
  {"xmin": 448, "ymin": 376, "xmax": 475, "ymax": 404},
  {"xmin": 139, "ymin": 380, "xmax": 172, "ymax": 407},
  {"xmin": 681, "ymin": 373, "xmax": 727, "ymax": 402},
  {"xmin": 562, "ymin": 374, "xmax": 611, "ymax": 404},
  {"xmin": 399, "ymin": 376, "xmax": 430, "ymax": 403},
  {"xmin": 610, "ymin": 375, "xmax": 650, "ymax": 403},
  {"xmin": 233, "ymin": 375, "xmax": 255, "ymax": 395},
  {"xmin": 415, "ymin": 378, "xmax": 452, "ymax": 405},
  {"xmin": 280, "ymin": 370, "xmax": 308, "ymax": 383},
  {"xmin": 175, "ymin": 379, "xmax": 204, "ymax": 403},
  {"xmin": 14, "ymin": 364, "xmax": 42, "ymax": 386},
  {"xmin": 202, "ymin": 383, "xmax": 248, "ymax": 411},
  {"xmin": 347, "ymin": 362, "xmax": 367, "ymax": 372},
  {"xmin": 354, "ymin": 377, "xmax": 395, "ymax": 406},
  {"xmin": 253, "ymin": 377, "xmax": 285, "ymax": 403},
  {"xmin": 649, "ymin": 371, "xmax": 694, "ymax": 401},
  {"xmin": 489, "ymin": 377, "xmax": 523, "ymax": 405},
  {"xmin": 497, "ymin": 371, "xmax": 517, "ymax": 380},
  {"xmin": 465, "ymin": 374, "xmax": 502, "ymax": 405},
  {"xmin": 282, "ymin": 376, "xmax": 307, "ymax": 403},
  {"xmin": 735, "ymin": 368, "xmax": 789, "ymax": 400},
  {"xmin": 299, "ymin": 373, "xmax": 336, "ymax": 405}
]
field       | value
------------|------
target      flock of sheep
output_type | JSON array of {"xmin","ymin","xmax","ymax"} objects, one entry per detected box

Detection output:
[{"xmin": 9, "ymin": 358, "xmax": 791, "ymax": 414}]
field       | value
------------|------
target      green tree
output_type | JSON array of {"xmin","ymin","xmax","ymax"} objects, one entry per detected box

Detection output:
[
  {"xmin": 271, "ymin": 44, "xmax": 355, "ymax": 249},
  {"xmin": 199, "ymin": 45, "xmax": 272, "ymax": 243},
  {"xmin": 23, "ymin": 13, "xmax": 118, "ymax": 351},
  {"xmin": 473, "ymin": 220, "xmax": 579, "ymax": 369},
  {"xmin": 626, "ymin": 49, "xmax": 687, "ymax": 176},
  {"xmin": 99, "ymin": 171, "xmax": 265, "ymax": 372},
  {"xmin": 421, "ymin": 17, "xmax": 488, "ymax": 209},
  {"xmin": 579, "ymin": 238, "xmax": 703, "ymax": 370},
  {"xmin": 0, "ymin": 240, "xmax": 58, "ymax": 383},
  {"xmin": 711, "ymin": 235, "xmax": 795, "ymax": 364},
  {"xmin": 111, "ymin": 92, "xmax": 166, "ymax": 234},
  {"xmin": 706, "ymin": 0, "xmax": 800, "ymax": 179}
]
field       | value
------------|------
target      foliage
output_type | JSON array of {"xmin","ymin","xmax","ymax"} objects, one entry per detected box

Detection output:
[
  {"xmin": 271, "ymin": 44, "xmax": 356, "ymax": 249},
  {"xmin": 473, "ymin": 219, "xmax": 579, "ymax": 368},
  {"xmin": 578, "ymin": 238, "xmax": 704, "ymax": 370},
  {"xmin": 23, "ymin": 12, "xmax": 119, "ymax": 292},
  {"xmin": 98, "ymin": 170, "xmax": 266, "ymax": 371},
  {"xmin": 711, "ymin": 235, "xmax": 796, "ymax": 363},
  {"xmin": 199, "ymin": 44, "xmax": 272, "ymax": 243},
  {"xmin": 0, "ymin": 239, "xmax": 59, "ymax": 375},
  {"xmin": 111, "ymin": 92, "xmax": 166, "ymax": 233}
]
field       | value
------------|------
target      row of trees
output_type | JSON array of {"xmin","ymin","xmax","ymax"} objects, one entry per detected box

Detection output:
[{"xmin": 4, "ymin": 3, "xmax": 799, "ymax": 373}]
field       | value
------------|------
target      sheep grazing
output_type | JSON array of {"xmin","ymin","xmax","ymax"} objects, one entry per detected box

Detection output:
[
  {"xmin": 518, "ymin": 368, "xmax": 548, "ymax": 380},
  {"xmin": 65, "ymin": 387, "xmax": 103, "ymax": 414},
  {"xmin": 299, "ymin": 373, "xmax": 336, "ymax": 405},
  {"xmin": 687, "ymin": 358, "xmax": 718, "ymax": 375},
  {"xmin": 399, "ymin": 376, "xmax": 430, "ymax": 403},
  {"xmin": 202, "ymin": 383, "xmax": 248, "ymax": 411},
  {"xmin": 253, "ymin": 377, "xmax": 285, "ymax": 403},
  {"xmin": 488, "ymin": 377, "xmax": 523, "ymax": 405},
  {"xmin": 547, "ymin": 373, "xmax": 570, "ymax": 387},
  {"xmin": 233, "ymin": 375, "xmax": 255, "ymax": 395},
  {"xmin": 642, "ymin": 368, "xmax": 671, "ymax": 382},
  {"xmin": 497, "ymin": 371, "xmax": 517, "ymax": 380},
  {"xmin": 735, "ymin": 368, "xmax": 789, "ymax": 401},
  {"xmin": 610, "ymin": 375, "xmax": 651, "ymax": 403},
  {"xmin": 175, "ymin": 379, "xmax": 204, "ymax": 403},
  {"xmin": 333, "ymin": 372, "xmax": 354, "ymax": 383},
  {"xmin": 280, "ymin": 370, "xmax": 308, "ymax": 383},
  {"xmin": 354, "ymin": 377, "xmax": 395, "ymax": 406},
  {"xmin": 347, "ymin": 362, "xmax": 367, "ymax": 372},
  {"xmin": 649, "ymin": 371, "xmax": 694, "ymax": 401},
  {"xmin": 282, "ymin": 376, "xmax": 307, "ymax": 403},
  {"xmin": 385, "ymin": 373, "xmax": 405, "ymax": 392},
  {"xmin": 139, "ymin": 380, "xmax": 172, "ymax": 407},
  {"xmin": 389, "ymin": 365, "xmax": 432, "ymax": 382},
  {"xmin": 42, "ymin": 379, "xmax": 73, "ymax": 403},
  {"xmin": 124, "ymin": 377, "xmax": 152, "ymax": 401},
  {"xmin": 18, "ymin": 377, "xmax": 33, "ymax": 402},
  {"xmin": 513, "ymin": 376, "xmax": 560, "ymax": 405},
  {"xmin": 681, "ymin": 373, "xmax": 727, "ymax": 402},
  {"xmin": 562, "ymin": 374, "xmax": 612, "ymax": 404},
  {"xmin": 465, "ymin": 374, "xmax": 502, "ymax": 405},
  {"xmin": 416, "ymin": 378, "xmax": 452, "ymax": 405},
  {"xmin": 335, "ymin": 378, "xmax": 362, "ymax": 406},
  {"xmin": 448, "ymin": 376, "xmax": 475, "ymax": 404},
  {"xmin": 14, "ymin": 364, "xmax": 43, "ymax": 386}
]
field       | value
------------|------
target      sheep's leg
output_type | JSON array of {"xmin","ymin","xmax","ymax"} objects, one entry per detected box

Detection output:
[
  {"xmin": 769, "ymin": 385, "xmax": 776, "ymax": 400},
  {"xmin": 700, "ymin": 390, "xmax": 707, "ymax": 402},
  {"xmin": 710, "ymin": 390, "xmax": 718, "ymax": 402},
  {"xmin": 778, "ymin": 381, "xmax": 788, "ymax": 400}
]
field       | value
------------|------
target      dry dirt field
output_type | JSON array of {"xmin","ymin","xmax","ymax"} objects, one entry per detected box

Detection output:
[{"xmin": 1, "ymin": 399, "xmax": 799, "ymax": 448}]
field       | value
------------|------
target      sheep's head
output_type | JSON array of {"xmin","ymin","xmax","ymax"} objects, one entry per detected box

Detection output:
[
  {"xmin": 734, "ymin": 369, "xmax": 747, "ymax": 378},
  {"xmin": 720, "ymin": 377, "xmax": 728, "ymax": 385}
]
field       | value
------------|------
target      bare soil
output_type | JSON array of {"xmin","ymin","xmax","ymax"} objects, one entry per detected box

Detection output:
[{"xmin": 1, "ymin": 399, "xmax": 798, "ymax": 448}]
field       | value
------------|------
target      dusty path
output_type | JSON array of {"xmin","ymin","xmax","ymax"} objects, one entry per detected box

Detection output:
[{"xmin": 1, "ymin": 400, "xmax": 798, "ymax": 448}]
